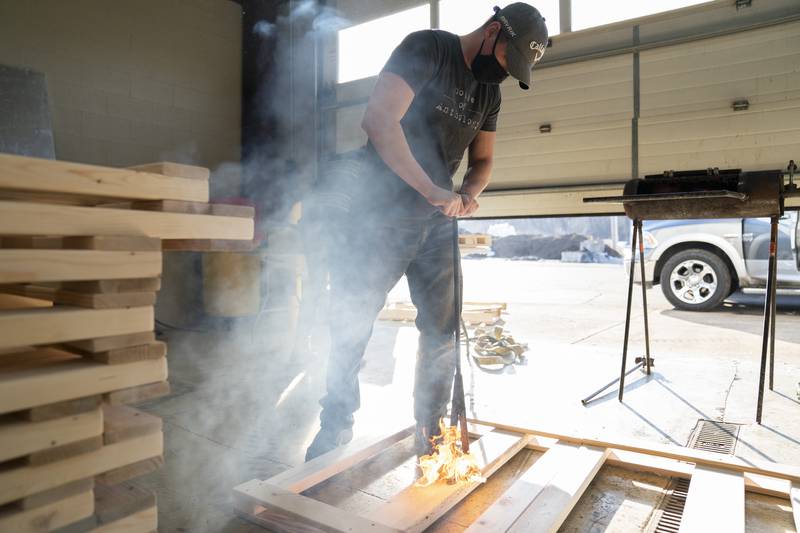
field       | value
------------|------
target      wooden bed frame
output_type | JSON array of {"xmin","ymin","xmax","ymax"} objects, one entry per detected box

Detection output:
[{"xmin": 233, "ymin": 418, "xmax": 800, "ymax": 533}]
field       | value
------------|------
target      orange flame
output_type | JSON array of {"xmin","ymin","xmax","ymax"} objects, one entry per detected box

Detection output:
[{"xmin": 415, "ymin": 419, "xmax": 486, "ymax": 487}]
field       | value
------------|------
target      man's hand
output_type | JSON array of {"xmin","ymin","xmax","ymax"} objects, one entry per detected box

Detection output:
[
  {"xmin": 459, "ymin": 192, "xmax": 479, "ymax": 217},
  {"xmin": 426, "ymin": 186, "xmax": 463, "ymax": 217}
]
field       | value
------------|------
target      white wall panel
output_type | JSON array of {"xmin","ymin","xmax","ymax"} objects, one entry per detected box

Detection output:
[
  {"xmin": 488, "ymin": 53, "xmax": 633, "ymax": 189},
  {"xmin": 639, "ymin": 21, "xmax": 800, "ymax": 175}
]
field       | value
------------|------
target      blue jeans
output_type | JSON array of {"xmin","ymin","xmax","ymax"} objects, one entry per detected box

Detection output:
[{"xmin": 319, "ymin": 208, "xmax": 459, "ymax": 433}]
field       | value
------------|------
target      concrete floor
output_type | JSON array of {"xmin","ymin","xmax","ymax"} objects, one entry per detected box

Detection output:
[{"xmin": 136, "ymin": 259, "xmax": 800, "ymax": 532}]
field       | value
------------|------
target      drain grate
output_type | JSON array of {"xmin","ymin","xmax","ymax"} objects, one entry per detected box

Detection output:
[
  {"xmin": 653, "ymin": 478, "xmax": 691, "ymax": 533},
  {"xmin": 687, "ymin": 419, "xmax": 741, "ymax": 455}
]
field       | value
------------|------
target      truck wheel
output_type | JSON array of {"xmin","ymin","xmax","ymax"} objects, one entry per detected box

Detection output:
[{"xmin": 659, "ymin": 249, "xmax": 731, "ymax": 311}]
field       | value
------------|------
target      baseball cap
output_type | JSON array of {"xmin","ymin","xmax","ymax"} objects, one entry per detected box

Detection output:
[{"xmin": 493, "ymin": 3, "xmax": 549, "ymax": 89}]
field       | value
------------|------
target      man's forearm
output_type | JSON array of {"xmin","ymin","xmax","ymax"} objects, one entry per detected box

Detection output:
[
  {"xmin": 363, "ymin": 118, "xmax": 436, "ymax": 199},
  {"xmin": 459, "ymin": 159, "xmax": 493, "ymax": 199}
]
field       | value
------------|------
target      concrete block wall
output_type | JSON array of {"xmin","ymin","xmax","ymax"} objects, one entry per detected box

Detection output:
[{"xmin": 0, "ymin": 0, "xmax": 242, "ymax": 171}]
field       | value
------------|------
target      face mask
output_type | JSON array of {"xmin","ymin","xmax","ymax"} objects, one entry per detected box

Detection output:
[{"xmin": 471, "ymin": 33, "xmax": 508, "ymax": 85}]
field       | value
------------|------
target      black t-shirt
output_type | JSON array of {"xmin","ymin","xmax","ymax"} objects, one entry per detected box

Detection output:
[{"xmin": 360, "ymin": 29, "xmax": 502, "ymax": 217}]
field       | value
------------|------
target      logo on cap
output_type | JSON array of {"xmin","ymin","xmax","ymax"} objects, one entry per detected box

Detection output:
[{"xmin": 529, "ymin": 40, "xmax": 546, "ymax": 62}]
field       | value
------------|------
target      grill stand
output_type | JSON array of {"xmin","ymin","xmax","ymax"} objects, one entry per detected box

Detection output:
[
  {"xmin": 581, "ymin": 165, "xmax": 789, "ymax": 423},
  {"xmin": 582, "ymin": 219, "xmax": 654, "ymax": 406}
]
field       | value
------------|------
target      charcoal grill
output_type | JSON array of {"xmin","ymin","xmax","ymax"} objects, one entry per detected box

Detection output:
[{"xmin": 580, "ymin": 162, "xmax": 798, "ymax": 424}]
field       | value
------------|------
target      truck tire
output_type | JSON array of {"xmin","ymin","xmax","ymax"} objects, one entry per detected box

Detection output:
[{"xmin": 659, "ymin": 249, "xmax": 732, "ymax": 311}]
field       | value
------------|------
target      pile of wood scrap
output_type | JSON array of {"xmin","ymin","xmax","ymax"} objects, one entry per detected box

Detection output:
[
  {"xmin": 469, "ymin": 323, "xmax": 528, "ymax": 368},
  {"xmin": 0, "ymin": 154, "xmax": 254, "ymax": 531}
]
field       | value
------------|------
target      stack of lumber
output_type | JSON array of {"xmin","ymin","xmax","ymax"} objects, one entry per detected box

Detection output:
[{"xmin": 0, "ymin": 154, "xmax": 254, "ymax": 532}]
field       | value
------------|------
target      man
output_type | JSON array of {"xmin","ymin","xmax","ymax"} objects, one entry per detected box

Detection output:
[{"xmin": 306, "ymin": 3, "xmax": 548, "ymax": 460}]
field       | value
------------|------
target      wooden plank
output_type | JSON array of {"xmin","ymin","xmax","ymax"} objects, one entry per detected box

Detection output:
[
  {"xmin": 162, "ymin": 238, "xmax": 257, "ymax": 252},
  {"xmin": 103, "ymin": 381, "xmax": 170, "ymax": 406},
  {"xmin": 791, "ymin": 482, "xmax": 800, "ymax": 533},
  {"xmin": 17, "ymin": 395, "xmax": 102, "ymax": 422},
  {"xmin": 60, "ymin": 278, "xmax": 161, "ymax": 294},
  {"xmin": 0, "ymin": 489, "xmax": 94, "ymax": 533},
  {"xmin": 102, "ymin": 405, "xmax": 162, "ymax": 444},
  {"xmin": 0, "ymin": 153, "xmax": 209, "ymax": 201},
  {"xmin": 468, "ymin": 417, "xmax": 800, "ymax": 483},
  {"xmin": 13, "ymin": 478, "xmax": 94, "ymax": 511},
  {"xmin": 93, "ymin": 482, "xmax": 156, "ymax": 525},
  {"xmin": 0, "ymin": 432, "xmax": 162, "ymax": 505},
  {"xmin": 95, "ymin": 455, "xmax": 164, "ymax": 485},
  {"xmin": 233, "ymin": 481, "xmax": 399, "ymax": 533},
  {"xmin": 266, "ymin": 426, "xmax": 414, "ymax": 493},
  {"xmin": 365, "ymin": 430, "xmax": 532, "ymax": 533},
  {"xmin": 0, "ymin": 201, "xmax": 254, "ymax": 240},
  {"xmin": 0, "ymin": 350, "xmax": 167, "ymax": 414},
  {"xmin": 507, "ymin": 445, "xmax": 609, "ymax": 532},
  {"xmin": 0, "ymin": 408, "xmax": 102, "ymax": 462},
  {"xmin": 65, "ymin": 332, "xmax": 156, "ymax": 354},
  {"xmin": 2, "ymin": 236, "xmax": 161, "ymax": 252},
  {"xmin": 1, "ymin": 285, "xmax": 157, "ymax": 309},
  {"xmin": 90, "ymin": 505, "xmax": 157, "ymax": 533},
  {"xmin": 131, "ymin": 199, "xmax": 255, "ymax": 218},
  {"xmin": 75, "ymin": 342, "xmax": 166, "ymax": 365},
  {"xmin": 128, "ymin": 161, "xmax": 210, "ymax": 180},
  {"xmin": 0, "ymin": 250, "xmax": 162, "ymax": 284},
  {"xmin": 0, "ymin": 292, "xmax": 52, "ymax": 310},
  {"xmin": 518, "ymin": 435, "xmax": 791, "ymax": 499},
  {"xmin": 679, "ymin": 466, "xmax": 745, "ymax": 533},
  {"xmin": 466, "ymin": 441, "xmax": 583, "ymax": 532},
  {"xmin": 0, "ymin": 306, "xmax": 154, "ymax": 350},
  {"xmin": 62, "ymin": 236, "xmax": 161, "ymax": 252},
  {"xmin": 25, "ymin": 435, "xmax": 103, "ymax": 466}
]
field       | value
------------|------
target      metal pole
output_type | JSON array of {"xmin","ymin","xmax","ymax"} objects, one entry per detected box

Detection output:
[
  {"xmin": 637, "ymin": 223, "xmax": 652, "ymax": 375},
  {"xmin": 619, "ymin": 220, "xmax": 640, "ymax": 402},
  {"xmin": 756, "ymin": 216, "xmax": 779, "ymax": 424},
  {"xmin": 450, "ymin": 218, "xmax": 469, "ymax": 452},
  {"xmin": 768, "ymin": 232, "xmax": 778, "ymax": 390}
]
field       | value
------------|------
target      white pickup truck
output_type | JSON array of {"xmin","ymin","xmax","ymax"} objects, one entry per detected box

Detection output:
[{"xmin": 635, "ymin": 211, "xmax": 800, "ymax": 311}]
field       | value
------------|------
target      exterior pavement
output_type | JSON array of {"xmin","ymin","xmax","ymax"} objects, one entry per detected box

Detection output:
[{"xmin": 138, "ymin": 258, "xmax": 800, "ymax": 532}]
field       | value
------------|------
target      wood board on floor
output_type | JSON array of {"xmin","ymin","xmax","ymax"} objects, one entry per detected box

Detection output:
[
  {"xmin": 234, "ymin": 419, "xmax": 800, "ymax": 533},
  {"xmin": 379, "ymin": 301, "xmax": 504, "ymax": 325}
]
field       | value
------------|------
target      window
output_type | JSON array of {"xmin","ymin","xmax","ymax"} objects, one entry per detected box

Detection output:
[
  {"xmin": 439, "ymin": 0, "xmax": 560, "ymax": 37},
  {"xmin": 572, "ymin": 0, "xmax": 711, "ymax": 31},
  {"xmin": 337, "ymin": 4, "xmax": 431, "ymax": 84}
]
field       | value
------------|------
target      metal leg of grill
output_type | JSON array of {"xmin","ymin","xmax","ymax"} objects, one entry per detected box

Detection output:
[
  {"xmin": 637, "ymin": 222, "xmax": 652, "ymax": 375},
  {"xmin": 756, "ymin": 216, "xmax": 779, "ymax": 424},
  {"xmin": 768, "ymin": 240, "xmax": 778, "ymax": 391},
  {"xmin": 618, "ymin": 220, "xmax": 640, "ymax": 403}
]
